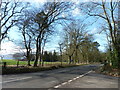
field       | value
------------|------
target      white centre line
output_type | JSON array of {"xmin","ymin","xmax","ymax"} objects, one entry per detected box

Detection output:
[
  {"xmin": 61, "ymin": 82, "xmax": 67, "ymax": 85},
  {"xmin": 72, "ymin": 78, "xmax": 77, "ymax": 80},
  {"xmin": 79, "ymin": 75, "xmax": 84, "ymax": 77},
  {"xmin": 54, "ymin": 85, "xmax": 61, "ymax": 88},
  {"xmin": 68, "ymin": 80, "xmax": 72, "ymax": 83},
  {"xmin": 54, "ymin": 70, "xmax": 93, "ymax": 88},
  {"xmin": 1, "ymin": 77, "xmax": 32, "ymax": 84}
]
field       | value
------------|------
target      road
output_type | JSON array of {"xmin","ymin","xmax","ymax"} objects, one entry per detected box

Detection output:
[{"xmin": 1, "ymin": 64, "xmax": 119, "ymax": 89}]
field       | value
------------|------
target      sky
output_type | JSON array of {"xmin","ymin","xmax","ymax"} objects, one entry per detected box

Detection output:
[
  {"xmin": 0, "ymin": 0, "xmax": 110, "ymax": 59},
  {"xmin": 3, "ymin": 0, "xmax": 118, "ymax": 2}
]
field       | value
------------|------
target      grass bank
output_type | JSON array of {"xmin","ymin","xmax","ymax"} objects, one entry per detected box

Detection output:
[
  {"xmin": 2, "ymin": 64, "xmax": 80, "ymax": 75},
  {"xmin": 0, "ymin": 59, "xmax": 69, "ymax": 66},
  {"xmin": 95, "ymin": 65, "xmax": 119, "ymax": 77}
]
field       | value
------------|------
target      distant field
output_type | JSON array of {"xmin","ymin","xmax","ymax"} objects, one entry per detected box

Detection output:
[
  {"xmin": 0, "ymin": 59, "xmax": 69, "ymax": 66},
  {"xmin": 1, "ymin": 59, "xmax": 32, "ymax": 65}
]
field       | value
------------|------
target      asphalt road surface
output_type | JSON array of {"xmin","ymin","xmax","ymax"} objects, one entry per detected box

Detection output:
[{"xmin": 1, "ymin": 64, "xmax": 119, "ymax": 89}]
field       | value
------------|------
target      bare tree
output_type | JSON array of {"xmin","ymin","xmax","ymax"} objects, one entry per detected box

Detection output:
[
  {"xmin": 32, "ymin": 2, "xmax": 72, "ymax": 67},
  {"xmin": 63, "ymin": 21, "xmax": 87, "ymax": 64},
  {"xmin": 80, "ymin": 0, "xmax": 119, "ymax": 67},
  {"xmin": 16, "ymin": 9, "xmax": 35, "ymax": 66},
  {"xmin": 0, "ymin": 1, "xmax": 26, "ymax": 45},
  {"xmin": 41, "ymin": 32, "xmax": 51, "ymax": 66},
  {"xmin": 58, "ymin": 42, "xmax": 64, "ymax": 66}
]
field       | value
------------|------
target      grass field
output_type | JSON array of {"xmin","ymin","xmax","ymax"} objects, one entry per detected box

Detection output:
[
  {"xmin": 1, "ymin": 59, "xmax": 33, "ymax": 65},
  {"xmin": 1, "ymin": 59, "xmax": 86, "ymax": 75},
  {"xmin": 0, "ymin": 59, "xmax": 69, "ymax": 66}
]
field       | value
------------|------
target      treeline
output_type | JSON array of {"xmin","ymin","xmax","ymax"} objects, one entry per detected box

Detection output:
[
  {"xmin": 42, "ymin": 51, "xmax": 59, "ymax": 62},
  {"xmin": 58, "ymin": 22, "xmax": 102, "ymax": 64},
  {"xmin": 79, "ymin": 1, "xmax": 120, "ymax": 69},
  {"xmin": 2, "ymin": 1, "xmax": 73, "ymax": 67},
  {"xmin": 1, "ymin": 1, "xmax": 119, "ymax": 68}
]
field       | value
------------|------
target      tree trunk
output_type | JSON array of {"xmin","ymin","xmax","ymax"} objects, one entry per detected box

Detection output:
[
  {"xmin": 39, "ymin": 53, "xmax": 42, "ymax": 66},
  {"xmin": 34, "ymin": 41, "xmax": 39, "ymax": 67},
  {"xmin": 38, "ymin": 38, "xmax": 42, "ymax": 66},
  {"xmin": 34, "ymin": 55, "xmax": 38, "ymax": 67},
  {"xmin": 116, "ymin": 29, "xmax": 120, "ymax": 68},
  {"xmin": 75, "ymin": 49, "xmax": 78, "ymax": 64},
  {"xmin": 17, "ymin": 60, "xmax": 19, "ymax": 67},
  {"xmin": 28, "ymin": 59, "xmax": 31, "ymax": 66},
  {"xmin": 117, "ymin": 51, "xmax": 120, "ymax": 69},
  {"xmin": 34, "ymin": 36, "xmax": 42, "ymax": 67},
  {"xmin": 34, "ymin": 47, "xmax": 39, "ymax": 67},
  {"xmin": 27, "ymin": 51, "xmax": 31, "ymax": 66},
  {"xmin": 114, "ymin": 44, "xmax": 120, "ymax": 69},
  {"xmin": 69, "ymin": 56, "xmax": 72, "ymax": 64},
  {"xmin": 42, "ymin": 60, "xmax": 44, "ymax": 67},
  {"xmin": 61, "ymin": 55, "xmax": 62, "ymax": 66}
]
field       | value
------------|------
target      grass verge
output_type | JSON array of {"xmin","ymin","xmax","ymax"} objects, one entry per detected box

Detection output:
[
  {"xmin": 2, "ymin": 64, "xmax": 79, "ymax": 75},
  {"xmin": 95, "ymin": 65, "xmax": 119, "ymax": 77},
  {"xmin": 1, "ymin": 59, "xmax": 69, "ymax": 66}
]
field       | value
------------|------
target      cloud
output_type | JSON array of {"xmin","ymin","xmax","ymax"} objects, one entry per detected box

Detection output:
[
  {"xmin": 89, "ymin": 27, "xmax": 98, "ymax": 34},
  {"xmin": 0, "ymin": 41, "xmax": 21, "ymax": 55},
  {"xmin": 62, "ymin": 13, "xmax": 68, "ymax": 18},
  {"xmin": 93, "ymin": 33, "xmax": 108, "ymax": 52},
  {"xmin": 44, "ymin": 43, "xmax": 59, "ymax": 52},
  {"xmin": 98, "ymin": 46, "xmax": 106, "ymax": 52},
  {"xmin": 0, "ymin": 41, "xmax": 59, "ymax": 56},
  {"xmin": 4, "ymin": 0, "xmax": 46, "ymax": 3},
  {"xmin": 71, "ymin": 0, "xmax": 80, "ymax": 4},
  {"xmin": 72, "ymin": 8, "xmax": 82, "ymax": 16}
]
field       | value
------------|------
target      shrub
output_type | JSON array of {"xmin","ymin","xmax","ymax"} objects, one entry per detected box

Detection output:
[{"xmin": 2, "ymin": 64, "xmax": 79, "ymax": 75}]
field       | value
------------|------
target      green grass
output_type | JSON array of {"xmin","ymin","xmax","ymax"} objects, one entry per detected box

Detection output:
[
  {"xmin": 1, "ymin": 59, "xmax": 88, "ymax": 75},
  {"xmin": 1, "ymin": 59, "xmax": 68, "ymax": 66},
  {"xmin": 1, "ymin": 59, "xmax": 34, "ymax": 65}
]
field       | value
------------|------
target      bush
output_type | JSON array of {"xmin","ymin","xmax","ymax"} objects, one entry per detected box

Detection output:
[
  {"xmin": 57, "ymin": 65, "xmax": 64, "ymax": 68},
  {"xmin": 2, "ymin": 64, "xmax": 79, "ymax": 75},
  {"xmin": 51, "ymin": 66, "xmax": 58, "ymax": 69},
  {"xmin": 2, "ymin": 67, "xmax": 51, "ymax": 75},
  {"xmin": 103, "ymin": 64, "xmax": 112, "ymax": 71}
]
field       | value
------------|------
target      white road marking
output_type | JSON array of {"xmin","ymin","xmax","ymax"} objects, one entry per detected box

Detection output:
[
  {"xmin": 72, "ymin": 78, "xmax": 77, "ymax": 80},
  {"xmin": 53, "ymin": 70, "xmax": 93, "ymax": 88},
  {"xmin": 79, "ymin": 75, "xmax": 84, "ymax": 77},
  {"xmin": 1, "ymin": 77, "xmax": 32, "ymax": 84},
  {"xmin": 54, "ymin": 85, "xmax": 61, "ymax": 88},
  {"xmin": 76, "ymin": 76, "xmax": 79, "ymax": 79},
  {"xmin": 61, "ymin": 82, "xmax": 67, "ymax": 85},
  {"xmin": 68, "ymin": 80, "xmax": 72, "ymax": 83},
  {"xmin": 84, "ymin": 70, "xmax": 92, "ymax": 75}
]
